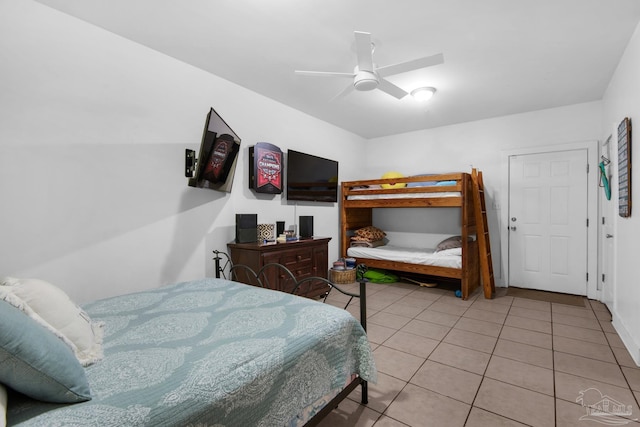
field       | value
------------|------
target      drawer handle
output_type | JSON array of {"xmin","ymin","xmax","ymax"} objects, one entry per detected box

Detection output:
[{"xmin": 296, "ymin": 255, "xmax": 302, "ymax": 260}]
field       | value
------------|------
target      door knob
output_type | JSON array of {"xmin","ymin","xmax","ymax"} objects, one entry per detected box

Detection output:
[
  {"xmin": 510, "ymin": 226, "xmax": 517, "ymax": 231},
  {"xmin": 606, "ymin": 234, "xmax": 614, "ymax": 238}
]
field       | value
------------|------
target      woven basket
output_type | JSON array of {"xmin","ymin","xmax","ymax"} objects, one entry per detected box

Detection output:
[{"xmin": 330, "ymin": 268, "xmax": 356, "ymax": 284}]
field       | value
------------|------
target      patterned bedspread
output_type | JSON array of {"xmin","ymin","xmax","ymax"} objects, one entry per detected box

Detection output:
[{"xmin": 7, "ymin": 278, "xmax": 376, "ymax": 426}]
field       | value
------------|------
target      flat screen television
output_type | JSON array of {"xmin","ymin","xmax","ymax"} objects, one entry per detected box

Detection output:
[
  {"xmin": 286, "ymin": 150, "xmax": 338, "ymax": 202},
  {"xmin": 186, "ymin": 107, "xmax": 241, "ymax": 193}
]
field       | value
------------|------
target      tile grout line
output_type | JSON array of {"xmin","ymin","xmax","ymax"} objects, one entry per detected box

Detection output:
[
  {"xmin": 595, "ymin": 298, "xmax": 640, "ymax": 421},
  {"xmin": 590, "ymin": 299, "xmax": 640, "ymax": 424},
  {"xmin": 462, "ymin": 295, "xmax": 512, "ymax": 426},
  {"xmin": 349, "ymin": 283, "xmax": 639, "ymax": 426},
  {"xmin": 371, "ymin": 287, "xmax": 447, "ymax": 426}
]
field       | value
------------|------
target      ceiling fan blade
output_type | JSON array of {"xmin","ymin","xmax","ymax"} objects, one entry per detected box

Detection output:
[
  {"xmin": 377, "ymin": 78, "xmax": 409, "ymax": 99},
  {"xmin": 377, "ymin": 53, "xmax": 444, "ymax": 77},
  {"xmin": 294, "ymin": 70, "xmax": 354, "ymax": 78},
  {"xmin": 329, "ymin": 83, "xmax": 354, "ymax": 102},
  {"xmin": 354, "ymin": 31, "xmax": 374, "ymax": 72}
]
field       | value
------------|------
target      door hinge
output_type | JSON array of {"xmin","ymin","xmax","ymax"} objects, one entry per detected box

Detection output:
[
  {"xmin": 602, "ymin": 217, "xmax": 605, "ymax": 225},
  {"xmin": 586, "ymin": 272, "xmax": 589, "ymax": 281},
  {"xmin": 587, "ymin": 164, "xmax": 590, "ymax": 173},
  {"xmin": 586, "ymin": 218, "xmax": 589, "ymax": 227},
  {"xmin": 602, "ymin": 273, "xmax": 605, "ymax": 282}
]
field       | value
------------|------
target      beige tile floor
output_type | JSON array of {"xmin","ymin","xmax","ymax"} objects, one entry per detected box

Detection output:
[{"xmin": 319, "ymin": 281, "xmax": 640, "ymax": 427}]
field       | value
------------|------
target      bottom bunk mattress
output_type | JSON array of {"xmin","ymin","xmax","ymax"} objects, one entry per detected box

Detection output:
[
  {"xmin": 347, "ymin": 245, "xmax": 462, "ymax": 269},
  {"xmin": 6, "ymin": 278, "xmax": 376, "ymax": 427}
]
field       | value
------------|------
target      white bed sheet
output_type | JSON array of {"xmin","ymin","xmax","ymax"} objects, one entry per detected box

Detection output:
[
  {"xmin": 347, "ymin": 245, "xmax": 462, "ymax": 269},
  {"xmin": 346, "ymin": 192, "xmax": 460, "ymax": 201}
]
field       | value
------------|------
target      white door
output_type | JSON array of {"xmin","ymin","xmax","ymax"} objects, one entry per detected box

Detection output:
[
  {"xmin": 601, "ymin": 220, "xmax": 615, "ymax": 305},
  {"xmin": 508, "ymin": 150, "xmax": 588, "ymax": 295},
  {"xmin": 599, "ymin": 134, "xmax": 615, "ymax": 306}
]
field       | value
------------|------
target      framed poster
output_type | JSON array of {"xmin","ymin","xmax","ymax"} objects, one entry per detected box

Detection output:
[
  {"xmin": 201, "ymin": 134, "xmax": 239, "ymax": 184},
  {"xmin": 249, "ymin": 142, "xmax": 283, "ymax": 194},
  {"xmin": 618, "ymin": 117, "xmax": 632, "ymax": 217}
]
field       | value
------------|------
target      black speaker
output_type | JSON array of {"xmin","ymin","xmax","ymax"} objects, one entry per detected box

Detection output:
[
  {"xmin": 299, "ymin": 216, "xmax": 313, "ymax": 239},
  {"xmin": 235, "ymin": 214, "xmax": 257, "ymax": 243}
]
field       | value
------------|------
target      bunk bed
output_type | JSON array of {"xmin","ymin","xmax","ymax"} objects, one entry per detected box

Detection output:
[{"xmin": 341, "ymin": 172, "xmax": 482, "ymax": 300}]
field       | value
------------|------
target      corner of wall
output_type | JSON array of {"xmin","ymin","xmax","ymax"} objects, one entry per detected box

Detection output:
[{"xmin": 613, "ymin": 312, "xmax": 640, "ymax": 367}]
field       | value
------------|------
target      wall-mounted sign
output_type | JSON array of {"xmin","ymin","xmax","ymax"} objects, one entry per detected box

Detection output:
[
  {"xmin": 249, "ymin": 142, "xmax": 283, "ymax": 194},
  {"xmin": 618, "ymin": 117, "xmax": 632, "ymax": 218},
  {"xmin": 202, "ymin": 134, "xmax": 239, "ymax": 184}
]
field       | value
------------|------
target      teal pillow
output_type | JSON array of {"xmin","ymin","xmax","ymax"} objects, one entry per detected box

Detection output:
[{"xmin": 0, "ymin": 299, "xmax": 91, "ymax": 403}]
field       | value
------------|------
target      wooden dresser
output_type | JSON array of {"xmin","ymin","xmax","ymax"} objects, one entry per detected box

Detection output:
[{"xmin": 227, "ymin": 237, "xmax": 330, "ymax": 298}]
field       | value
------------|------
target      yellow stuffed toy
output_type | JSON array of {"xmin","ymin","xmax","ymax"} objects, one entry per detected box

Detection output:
[{"xmin": 380, "ymin": 171, "xmax": 406, "ymax": 189}]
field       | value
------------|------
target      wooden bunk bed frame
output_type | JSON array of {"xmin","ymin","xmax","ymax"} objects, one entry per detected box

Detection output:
[{"xmin": 340, "ymin": 172, "xmax": 482, "ymax": 300}]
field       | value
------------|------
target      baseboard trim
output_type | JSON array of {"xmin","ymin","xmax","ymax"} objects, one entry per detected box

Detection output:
[{"xmin": 612, "ymin": 311, "xmax": 640, "ymax": 367}]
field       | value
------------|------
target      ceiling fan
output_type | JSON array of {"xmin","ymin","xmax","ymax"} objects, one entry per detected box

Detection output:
[{"xmin": 295, "ymin": 31, "xmax": 444, "ymax": 100}]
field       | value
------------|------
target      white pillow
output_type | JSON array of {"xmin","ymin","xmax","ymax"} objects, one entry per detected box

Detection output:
[
  {"xmin": 434, "ymin": 247, "xmax": 462, "ymax": 256},
  {"xmin": 0, "ymin": 383, "xmax": 6, "ymax": 427},
  {"xmin": 0, "ymin": 287, "xmax": 77, "ymax": 350},
  {"xmin": 0, "ymin": 277, "xmax": 104, "ymax": 367}
]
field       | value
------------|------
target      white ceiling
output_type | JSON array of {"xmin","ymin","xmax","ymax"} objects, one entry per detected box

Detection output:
[{"xmin": 36, "ymin": 0, "xmax": 640, "ymax": 139}]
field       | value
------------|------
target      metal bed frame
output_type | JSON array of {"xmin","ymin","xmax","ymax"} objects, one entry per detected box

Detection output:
[{"xmin": 213, "ymin": 251, "xmax": 369, "ymax": 426}]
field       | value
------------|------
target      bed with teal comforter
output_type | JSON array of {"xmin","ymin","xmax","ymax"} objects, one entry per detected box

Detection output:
[{"xmin": 6, "ymin": 278, "xmax": 376, "ymax": 426}]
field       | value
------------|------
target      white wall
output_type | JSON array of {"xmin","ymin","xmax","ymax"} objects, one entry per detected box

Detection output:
[
  {"xmin": 2, "ymin": 3, "xmax": 638, "ymax": 366},
  {"xmin": 602, "ymin": 20, "xmax": 640, "ymax": 365},
  {"xmin": 365, "ymin": 102, "xmax": 603, "ymax": 285},
  {"xmin": 0, "ymin": 0, "xmax": 365, "ymax": 303}
]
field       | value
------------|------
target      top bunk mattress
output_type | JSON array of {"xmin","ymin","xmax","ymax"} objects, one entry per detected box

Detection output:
[
  {"xmin": 343, "ymin": 177, "xmax": 465, "ymax": 201},
  {"xmin": 346, "ymin": 191, "xmax": 460, "ymax": 201},
  {"xmin": 346, "ymin": 245, "xmax": 462, "ymax": 269}
]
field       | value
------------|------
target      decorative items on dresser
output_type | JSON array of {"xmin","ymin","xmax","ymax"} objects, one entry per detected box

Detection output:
[{"xmin": 227, "ymin": 237, "xmax": 330, "ymax": 298}]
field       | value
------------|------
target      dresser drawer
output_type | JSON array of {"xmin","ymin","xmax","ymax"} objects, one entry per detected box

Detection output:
[
  {"xmin": 227, "ymin": 237, "xmax": 331, "ymax": 298},
  {"xmin": 264, "ymin": 248, "xmax": 312, "ymax": 272}
]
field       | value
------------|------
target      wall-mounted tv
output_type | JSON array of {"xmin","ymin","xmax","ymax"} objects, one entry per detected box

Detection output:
[
  {"xmin": 286, "ymin": 150, "xmax": 338, "ymax": 202},
  {"xmin": 186, "ymin": 107, "xmax": 241, "ymax": 193}
]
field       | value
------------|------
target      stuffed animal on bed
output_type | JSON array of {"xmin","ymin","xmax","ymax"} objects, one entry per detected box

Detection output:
[{"xmin": 380, "ymin": 171, "xmax": 406, "ymax": 189}]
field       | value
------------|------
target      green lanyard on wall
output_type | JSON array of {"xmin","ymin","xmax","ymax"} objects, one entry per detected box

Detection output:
[{"xmin": 599, "ymin": 161, "xmax": 611, "ymax": 201}]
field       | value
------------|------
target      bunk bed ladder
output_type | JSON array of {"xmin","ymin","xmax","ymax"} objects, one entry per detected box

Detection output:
[{"xmin": 472, "ymin": 169, "xmax": 495, "ymax": 299}]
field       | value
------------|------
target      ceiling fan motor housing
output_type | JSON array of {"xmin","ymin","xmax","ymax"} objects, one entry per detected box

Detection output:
[{"xmin": 354, "ymin": 70, "xmax": 379, "ymax": 91}]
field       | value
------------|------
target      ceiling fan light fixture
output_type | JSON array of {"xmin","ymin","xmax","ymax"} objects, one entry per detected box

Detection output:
[
  {"xmin": 295, "ymin": 32, "xmax": 444, "ymax": 101},
  {"xmin": 411, "ymin": 86, "xmax": 436, "ymax": 102}
]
